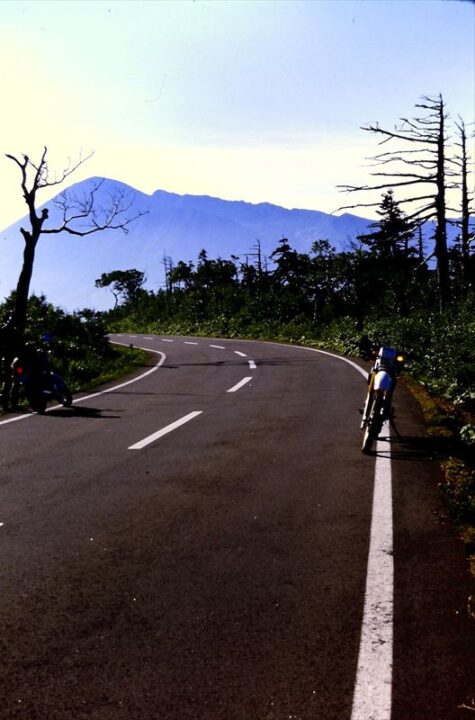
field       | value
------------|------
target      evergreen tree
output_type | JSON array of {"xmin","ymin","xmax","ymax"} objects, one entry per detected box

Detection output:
[
  {"xmin": 357, "ymin": 190, "xmax": 415, "ymax": 258},
  {"xmin": 356, "ymin": 191, "xmax": 423, "ymax": 314}
]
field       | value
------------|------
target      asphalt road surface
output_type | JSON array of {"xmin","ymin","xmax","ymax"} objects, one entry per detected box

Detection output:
[{"xmin": 0, "ymin": 334, "xmax": 474, "ymax": 720}]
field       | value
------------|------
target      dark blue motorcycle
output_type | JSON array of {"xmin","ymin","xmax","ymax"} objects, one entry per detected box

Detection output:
[{"xmin": 12, "ymin": 350, "xmax": 72, "ymax": 414}]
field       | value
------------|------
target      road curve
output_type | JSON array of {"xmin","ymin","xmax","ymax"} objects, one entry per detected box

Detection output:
[{"xmin": 0, "ymin": 334, "xmax": 473, "ymax": 720}]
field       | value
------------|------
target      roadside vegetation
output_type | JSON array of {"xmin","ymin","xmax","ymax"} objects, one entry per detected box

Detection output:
[{"xmin": 0, "ymin": 293, "xmax": 149, "ymax": 408}]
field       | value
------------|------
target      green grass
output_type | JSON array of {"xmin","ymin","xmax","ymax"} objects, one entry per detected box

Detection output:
[{"xmin": 69, "ymin": 344, "xmax": 151, "ymax": 392}]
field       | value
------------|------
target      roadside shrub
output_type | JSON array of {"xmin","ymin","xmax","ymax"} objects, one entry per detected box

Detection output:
[
  {"xmin": 0, "ymin": 294, "xmax": 110, "ymax": 391},
  {"xmin": 442, "ymin": 458, "xmax": 475, "ymax": 525}
]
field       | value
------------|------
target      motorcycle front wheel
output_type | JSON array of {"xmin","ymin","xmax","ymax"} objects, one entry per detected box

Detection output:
[
  {"xmin": 361, "ymin": 396, "xmax": 384, "ymax": 454},
  {"xmin": 56, "ymin": 388, "xmax": 73, "ymax": 407},
  {"xmin": 50, "ymin": 373, "xmax": 73, "ymax": 407},
  {"xmin": 360, "ymin": 389, "xmax": 374, "ymax": 429}
]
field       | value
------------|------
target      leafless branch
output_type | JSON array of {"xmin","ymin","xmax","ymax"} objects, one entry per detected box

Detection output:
[
  {"xmin": 44, "ymin": 182, "xmax": 147, "ymax": 237},
  {"xmin": 404, "ymin": 205, "xmax": 436, "ymax": 222},
  {"xmin": 373, "ymin": 148, "xmax": 437, "ymax": 159},
  {"xmin": 369, "ymin": 172, "xmax": 434, "ymax": 181},
  {"xmin": 369, "ymin": 156, "xmax": 437, "ymax": 170},
  {"xmin": 333, "ymin": 200, "xmax": 385, "ymax": 213},
  {"xmin": 362, "ymin": 124, "xmax": 438, "ymax": 145},
  {"xmin": 337, "ymin": 178, "xmax": 434, "ymax": 193},
  {"xmin": 395, "ymin": 195, "xmax": 436, "ymax": 205}
]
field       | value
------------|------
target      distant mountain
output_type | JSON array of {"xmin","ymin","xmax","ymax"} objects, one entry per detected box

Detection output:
[{"xmin": 0, "ymin": 177, "xmax": 444, "ymax": 311}]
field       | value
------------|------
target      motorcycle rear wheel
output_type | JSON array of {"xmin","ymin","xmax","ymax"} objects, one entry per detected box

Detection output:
[{"xmin": 27, "ymin": 392, "xmax": 47, "ymax": 414}]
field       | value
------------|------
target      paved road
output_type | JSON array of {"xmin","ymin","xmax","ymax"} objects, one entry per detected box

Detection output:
[{"xmin": 0, "ymin": 334, "xmax": 473, "ymax": 719}]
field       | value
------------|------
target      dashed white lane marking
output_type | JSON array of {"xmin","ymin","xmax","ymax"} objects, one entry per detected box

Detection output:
[
  {"xmin": 234, "ymin": 351, "xmax": 247, "ymax": 358},
  {"xmin": 227, "ymin": 376, "xmax": 252, "ymax": 393},
  {"xmin": 209, "ymin": 344, "xmax": 226, "ymax": 350},
  {"xmin": 248, "ymin": 360, "xmax": 257, "ymax": 370},
  {"xmin": 128, "ymin": 411, "xmax": 203, "ymax": 450},
  {"xmin": 161, "ymin": 338, "xmax": 174, "ymax": 343},
  {"xmin": 350, "ymin": 421, "xmax": 393, "ymax": 720},
  {"xmin": 184, "ymin": 341, "xmax": 199, "ymax": 345}
]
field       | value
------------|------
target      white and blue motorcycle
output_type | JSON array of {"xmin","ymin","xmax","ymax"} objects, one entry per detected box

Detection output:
[{"xmin": 360, "ymin": 345, "xmax": 405, "ymax": 454}]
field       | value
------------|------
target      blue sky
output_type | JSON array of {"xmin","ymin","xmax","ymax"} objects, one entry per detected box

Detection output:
[{"xmin": 0, "ymin": 0, "xmax": 473, "ymax": 227}]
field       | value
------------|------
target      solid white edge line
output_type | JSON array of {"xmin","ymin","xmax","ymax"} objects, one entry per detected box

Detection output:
[
  {"xmin": 299, "ymin": 345, "xmax": 368, "ymax": 378},
  {"xmin": 350, "ymin": 422, "xmax": 393, "ymax": 720},
  {"xmin": 129, "ymin": 411, "xmax": 203, "ymax": 450},
  {"xmin": 76, "ymin": 342, "xmax": 166, "ymax": 404},
  {"xmin": 265, "ymin": 341, "xmax": 392, "ymax": 719},
  {"xmin": 0, "ymin": 412, "xmax": 38, "ymax": 426},
  {"xmin": 227, "ymin": 376, "xmax": 252, "ymax": 393}
]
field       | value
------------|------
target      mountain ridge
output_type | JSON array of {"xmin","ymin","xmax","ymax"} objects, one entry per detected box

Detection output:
[{"xmin": 0, "ymin": 177, "xmax": 439, "ymax": 311}]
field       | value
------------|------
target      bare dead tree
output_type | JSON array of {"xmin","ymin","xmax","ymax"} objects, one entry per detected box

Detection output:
[
  {"xmin": 5, "ymin": 146, "xmax": 146, "ymax": 341},
  {"xmin": 162, "ymin": 253, "xmax": 174, "ymax": 296},
  {"xmin": 450, "ymin": 118, "xmax": 474, "ymax": 292},
  {"xmin": 337, "ymin": 95, "xmax": 454, "ymax": 311}
]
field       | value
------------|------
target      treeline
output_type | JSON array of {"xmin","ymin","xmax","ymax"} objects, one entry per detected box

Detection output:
[{"xmin": 103, "ymin": 191, "xmax": 474, "ymax": 402}]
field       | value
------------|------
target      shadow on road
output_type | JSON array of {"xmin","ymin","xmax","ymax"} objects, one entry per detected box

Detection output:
[
  {"xmin": 103, "ymin": 390, "xmax": 159, "ymax": 396},
  {"xmin": 163, "ymin": 360, "xmax": 238, "ymax": 368},
  {"xmin": 47, "ymin": 406, "xmax": 120, "ymax": 419},
  {"xmin": 370, "ymin": 425, "xmax": 453, "ymax": 462}
]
